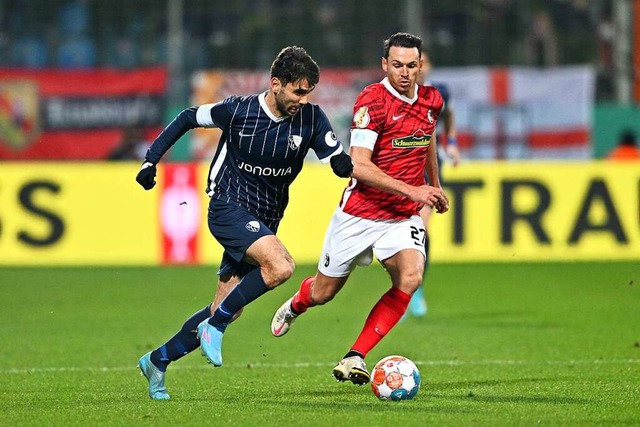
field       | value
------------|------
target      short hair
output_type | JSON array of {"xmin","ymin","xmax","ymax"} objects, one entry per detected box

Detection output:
[
  {"xmin": 270, "ymin": 46, "xmax": 320, "ymax": 87},
  {"xmin": 620, "ymin": 130, "xmax": 637, "ymax": 146},
  {"xmin": 383, "ymin": 33, "xmax": 423, "ymax": 59}
]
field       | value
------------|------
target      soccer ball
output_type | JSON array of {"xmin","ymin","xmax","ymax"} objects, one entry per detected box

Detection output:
[{"xmin": 371, "ymin": 355, "xmax": 421, "ymax": 401}]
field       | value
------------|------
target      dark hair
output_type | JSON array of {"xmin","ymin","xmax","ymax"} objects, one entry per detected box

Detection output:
[
  {"xmin": 270, "ymin": 46, "xmax": 320, "ymax": 87},
  {"xmin": 619, "ymin": 130, "xmax": 637, "ymax": 146},
  {"xmin": 383, "ymin": 33, "xmax": 423, "ymax": 59}
]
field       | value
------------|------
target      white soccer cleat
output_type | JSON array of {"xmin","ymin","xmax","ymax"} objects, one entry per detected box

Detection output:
[
  {"xmin": 332, "ymin": 355, "xmax": 371, "ymax": 385},
  {"xmin": 271, "ymin": 297, "xmax": 298, "ymax": 337}
]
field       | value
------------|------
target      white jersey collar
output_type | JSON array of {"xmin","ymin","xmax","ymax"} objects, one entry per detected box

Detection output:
[
  {"xmin": 259, "ymin": 91, "xmax": 286, "ymax": 122},
  {"xmin": 381, "ymin": 77, "xmax": 418, "ymax": 105}
]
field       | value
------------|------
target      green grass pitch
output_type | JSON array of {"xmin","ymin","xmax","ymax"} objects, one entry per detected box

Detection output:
[{"xmin": 1, "ymin": 262, "xmax": 639, "ymax": 425}]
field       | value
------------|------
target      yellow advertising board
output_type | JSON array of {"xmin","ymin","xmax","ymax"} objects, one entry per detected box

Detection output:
[
  {"xmin": 0, "ymin": 163, "xmax": 159, "ymax": 265},
  {"xmin": 427, "ymin": 162, "xmax": 640, "ymax": 261},
  {"xmin": 0, "ymin": 162, "xmax": 637, "ymax": 265}
]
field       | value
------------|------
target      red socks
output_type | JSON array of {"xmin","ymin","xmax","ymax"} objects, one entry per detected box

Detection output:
[
  {"xmin": 291, "ymin": 276, "xmax": 315, "ymax": 314},
  {"xmin": 351, "ymin": 287, "xmax": 411, "ymax": 358},
  {"xmin": 291, "ymin": 279, "xmax": 411, "ymax": 358}
]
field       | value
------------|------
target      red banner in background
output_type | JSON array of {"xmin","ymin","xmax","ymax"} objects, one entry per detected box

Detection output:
[
  {"xmin": 160, "ymin": 163, "xmax": 202, "ymax": 265},
  {"xmin": 0, "ymin": 68, "xmax": 166, "ymax": 160}
]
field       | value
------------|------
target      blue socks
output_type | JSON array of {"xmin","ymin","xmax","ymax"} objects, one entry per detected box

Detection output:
[
  {"xmin": 208, "ymin": 268, "xmax": 270, "ymax": 332},
  {"xmin": 150, "ymin": 305, "xmax": 211, "ymax": 372},
  {"xmin": 148, "ymin": 269, "xmax": 271, "ymax": 371}
]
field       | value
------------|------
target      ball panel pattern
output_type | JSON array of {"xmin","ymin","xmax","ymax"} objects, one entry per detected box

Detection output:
[{"xmin": 370, "ymin": 355, "xmax": 421, "ymax": 401}]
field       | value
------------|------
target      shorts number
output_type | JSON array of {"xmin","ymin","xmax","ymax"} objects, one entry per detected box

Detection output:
[{"xmin": 410, "ymin": 226, "xmax": 426, "ymax": 247}]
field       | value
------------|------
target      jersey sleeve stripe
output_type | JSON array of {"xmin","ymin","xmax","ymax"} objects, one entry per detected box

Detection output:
[
  {"xmin": 196, "ymin": 103, "xmax": 217, "ymax": 127},
  {"xmin": 207, "ymin": 141, "xmax": 228, "ymax": 196},
  {"xmin": 318, "ymin": 145, "xmax": 344, "ymax": 164}
]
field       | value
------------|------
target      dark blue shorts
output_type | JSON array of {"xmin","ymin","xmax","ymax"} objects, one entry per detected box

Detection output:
[{"xmin": 208, "ymin": 198, "xmax": 275, "ymax": 277}]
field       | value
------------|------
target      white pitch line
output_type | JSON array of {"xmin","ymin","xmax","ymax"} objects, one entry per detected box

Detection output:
[{"xmin": 2, "ymin": 359, "xmax": 639, "ymax": 375}]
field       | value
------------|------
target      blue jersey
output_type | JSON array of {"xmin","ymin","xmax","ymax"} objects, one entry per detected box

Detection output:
[
  {"xmin": 145, "ymin": 91, "xmax": 343, "ymax": 229},
  {"xmin": 431, "ymin": 82, "xmax": 450, "ymax": 107},
  {"xmin": 426, "ymin": 82, "xmax": 452, "ymax": 184}
]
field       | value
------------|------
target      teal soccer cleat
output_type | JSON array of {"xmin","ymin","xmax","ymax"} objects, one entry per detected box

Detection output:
[
  {"xmin": 137, "ymin": 352, "xmax": 170, "ymax": 400},
  {"xmin": 197, "ymin": 321, "xmax": 223, "ymax": 367},
  {"xmin": 408, "ymin": 287, "xmax": 428, "ymax": 318}
]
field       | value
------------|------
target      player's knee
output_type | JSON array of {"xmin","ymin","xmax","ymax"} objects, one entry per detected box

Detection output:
[
  {"xmin": 399, "ymin": 271, "xmax": 423, "ymax": 293},
  {"xmin": 263, "ymin": 259, "xmax": 295, "ymax": 288}
]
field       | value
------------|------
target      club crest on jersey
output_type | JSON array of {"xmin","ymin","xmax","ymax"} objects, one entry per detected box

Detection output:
[
  {"xmin": 324, "ymin": 131, "xmax": 338, "ymax": 147},
  {"xmin": 427, "ymin": 109, "xmax": 434, "ymax": 123},
  {"xmin": 392, "ymin": 129, "xmax": 432, "ymax": 148},
  {"xmin": 288, "ymin": 135, "xmax": 302, "ymax": 150},
  {"xmin": 245, "ymin": 221, "xmax": 261, "ymax": 232},
  {"xmin": 353, "ymin": 106, "xmax": 370, "ymax": 128}
]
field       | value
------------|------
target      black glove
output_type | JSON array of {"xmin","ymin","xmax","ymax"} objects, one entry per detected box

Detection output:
[
  {"xmin": 136, "ymin": 160, "xmax": 157, "ymax": 190},
  {"xmin": 330, "ymin": 152, "xmax": 353, "ymax": 178}
]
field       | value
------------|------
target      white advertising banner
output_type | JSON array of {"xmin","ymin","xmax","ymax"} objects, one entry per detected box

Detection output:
[{"xmin": 191, "ymin": 66, "xmax": 595, "ymax": 160}]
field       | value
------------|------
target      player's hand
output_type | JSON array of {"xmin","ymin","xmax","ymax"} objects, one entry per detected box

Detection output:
[
  {"xmin": 412, "ymin": 185, "xmax": 448, "ymax": 212},
  {"xmin": 330, "ymin": 152, "xmax": 353, "ymax": 178},
  {"xmin": 434, "ymin": 191, "xmax": 449, "ymax": 214},
  {"xmin": 136, "ymin": 160, "xmax": 157, "ymax": 190}
]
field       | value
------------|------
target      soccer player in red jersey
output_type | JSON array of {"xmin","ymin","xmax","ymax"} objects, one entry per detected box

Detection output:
[{"xmin": 271, "ymin": 33, "xmax": 449, "ymax": 385}]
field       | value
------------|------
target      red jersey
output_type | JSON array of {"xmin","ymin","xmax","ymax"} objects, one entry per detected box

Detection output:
[{"xmin": 339, "ymin": 78, "xmax": 444, "ymax": 220}]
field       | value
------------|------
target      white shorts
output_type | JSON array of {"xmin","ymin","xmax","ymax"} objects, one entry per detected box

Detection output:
[{"xmin": 317, "ymin": 208, "xmax": 426, "ymax": 277}]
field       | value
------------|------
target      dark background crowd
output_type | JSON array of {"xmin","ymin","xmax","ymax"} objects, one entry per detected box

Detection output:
[{"xmin": 0, "ymin": 0, "xmax": 618, "ymax": 101}]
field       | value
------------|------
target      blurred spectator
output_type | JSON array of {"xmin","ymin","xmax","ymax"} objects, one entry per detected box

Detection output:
[
  {"xmin": 109, "ymin": 19, "xmax": 143, "ymax": 68},
  {"xmin": 57, "ymin": 0, "xmax": 96, "ymax": 68},
  {"xmin": 607, "ymin": 130, "xmax": 640, "ymax": 161},
  {"xmin": 57, "ymin": 36, "xmax": 97, "ymax": 68},
  {"xmin": 524, "ymin": 10, "xmax": 559, "ymax": 67},
  {"xmin": 109, "ymin": 127, "xmax": 150, "ymax": 160},
  {"xmin": 595, "ymin": 5, "xmax": 615, "ymax": 100},
  {"xmin": 110, "ymin": 36, "xmax": 140, "ymax": 68},
  {"xmin": 59, "ymin": 0, "xmax": 90, "ymax": 34},
  {"xmin": 11, "ymin": 34, "xmax": 48, "ymax": 68}
]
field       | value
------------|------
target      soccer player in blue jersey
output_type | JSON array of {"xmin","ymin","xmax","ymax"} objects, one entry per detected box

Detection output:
[
  {"xmin": 406, "ymin": 49, "xmax": 461, "ymax": 318},
  {"xmin": 135, "ymin": 46, "xmax": 353, "ymax": 400}
]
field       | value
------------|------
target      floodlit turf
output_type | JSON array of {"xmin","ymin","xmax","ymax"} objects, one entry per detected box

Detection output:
[{"xmin": 1, "ymin": 262, "xmax": 638, "ymax": 426}]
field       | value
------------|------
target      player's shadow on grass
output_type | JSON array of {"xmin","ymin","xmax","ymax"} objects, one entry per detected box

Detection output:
[
  {"xmin": 459, "ymin": 394, "xmax": 589, "ymax": 405},
  {"xmin": 245, "ymin": 393, "xmax": 472, "ymax": 413},
  {"xmin": 431, "ymin": 377, "xmax": 550, "ymax": 390},
  {"xmin": 429, "ymin": 377, "xmax": 591, "ymax": 405},
  {"xmin": 431, "ymin": 310, "xmax": 563, "ymax": 329}
]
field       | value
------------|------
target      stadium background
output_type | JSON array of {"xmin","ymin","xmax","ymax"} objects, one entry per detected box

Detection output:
[{"xmin": 1, "ymin": 0, "xmax": 639, "ymax": 266}]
